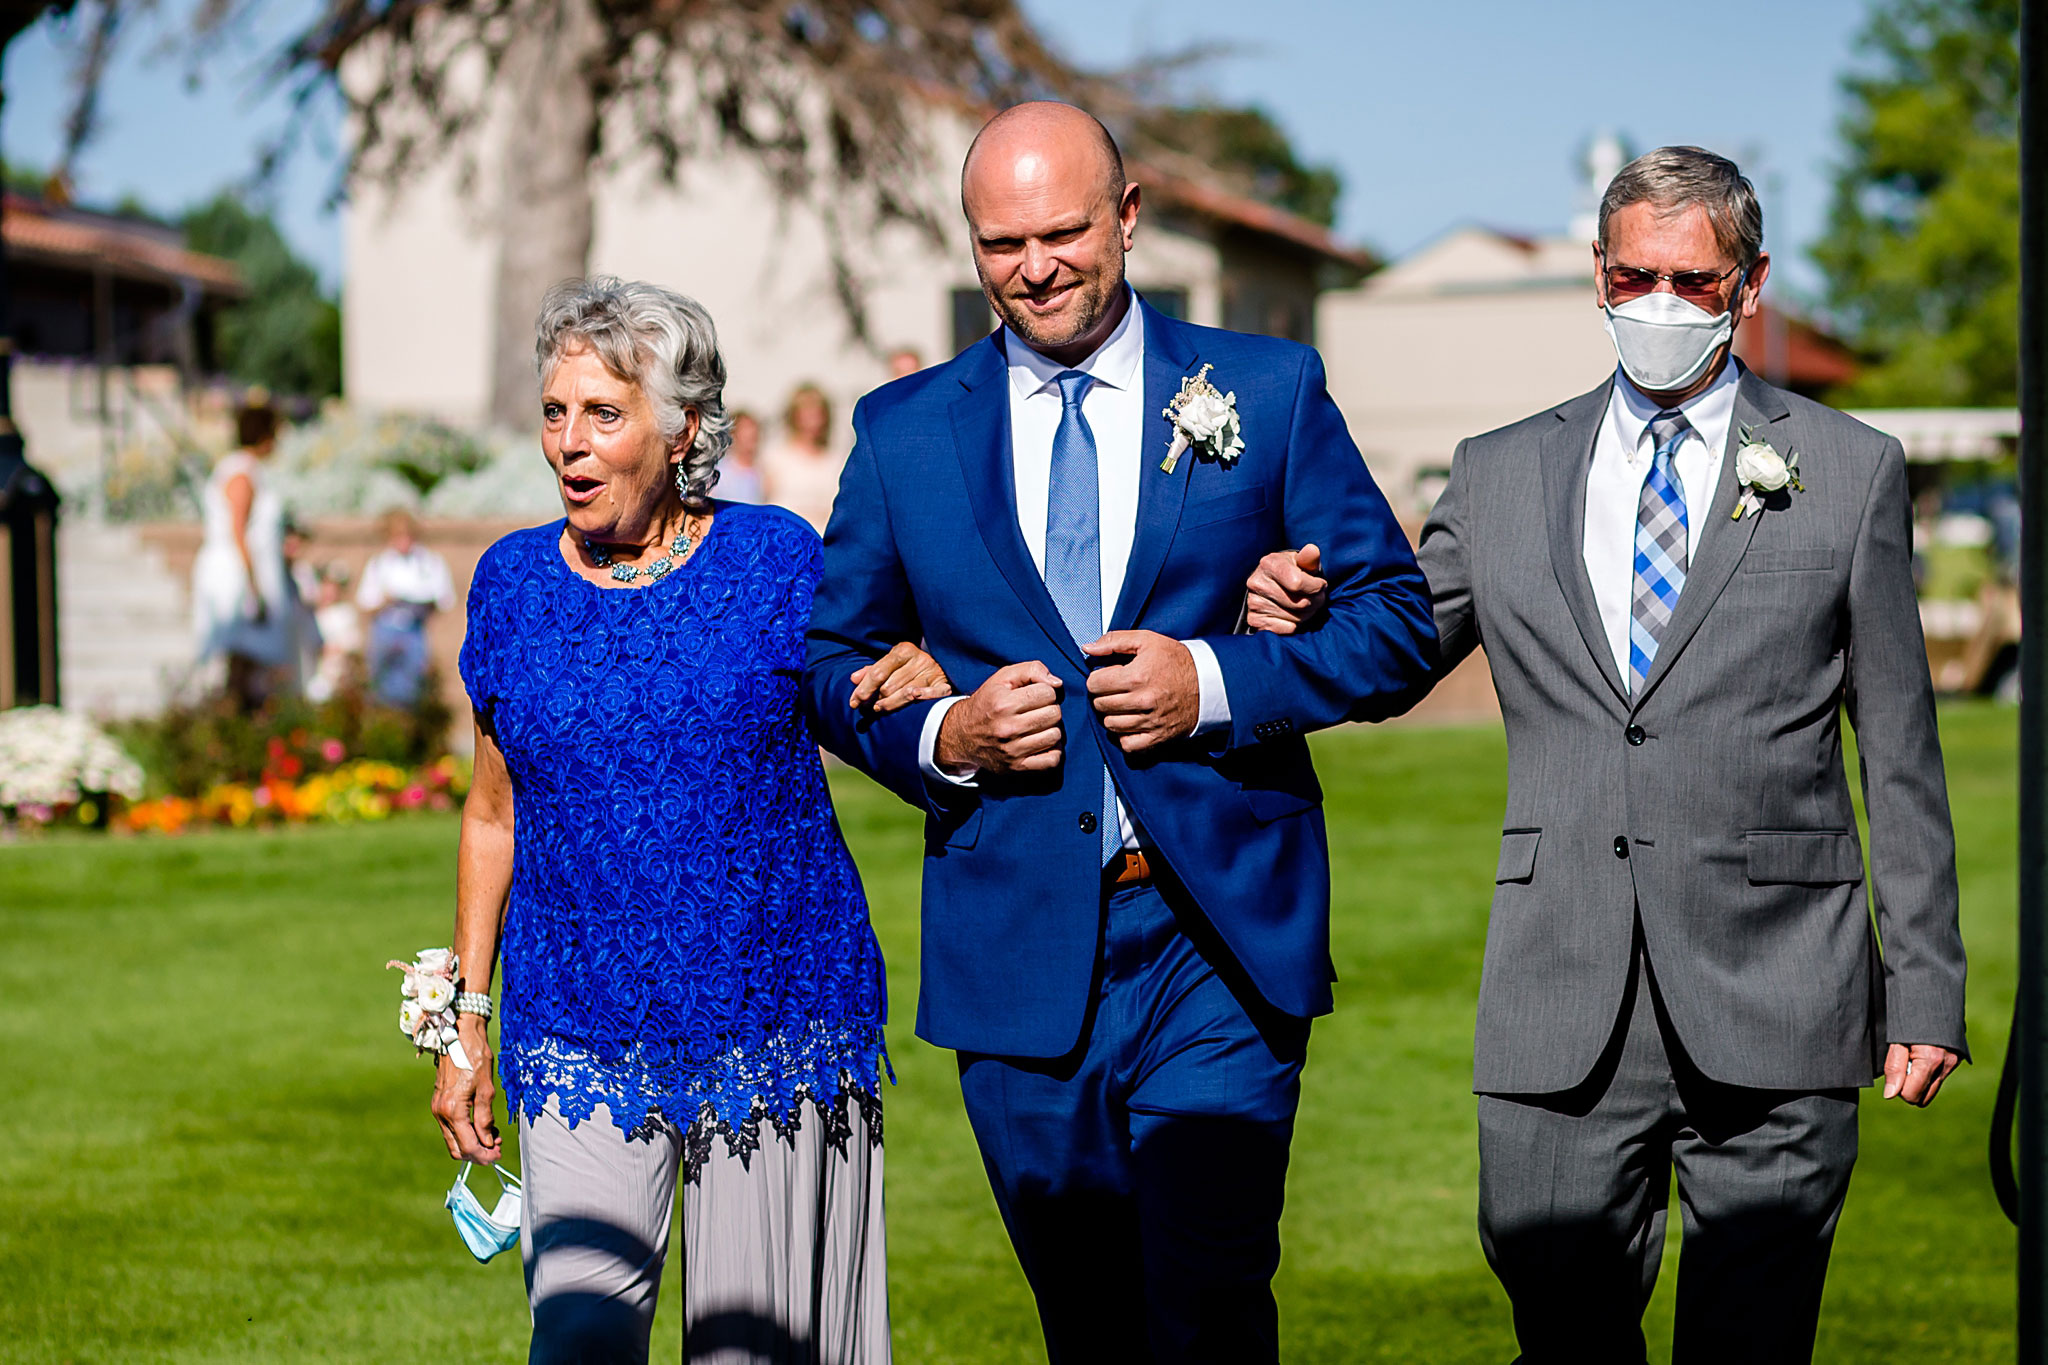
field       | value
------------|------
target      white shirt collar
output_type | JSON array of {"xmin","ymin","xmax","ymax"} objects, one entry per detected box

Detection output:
[
  {"xmin": 1609, "ymin": 356, "xmax": 1743, "ymax": 455},
  {"xmin": 1003, "ymin": 288, "xmax": 1144, "ymax": 402}
]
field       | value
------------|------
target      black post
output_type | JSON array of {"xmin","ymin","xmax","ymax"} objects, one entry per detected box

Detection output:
[
  {"xmin": 0, "ymin": 11, "xmax": 64, "ymax": 709},
  {"xmin": 2022, "ymin": 0, "xmax": 2047, "ymax": 1354}
]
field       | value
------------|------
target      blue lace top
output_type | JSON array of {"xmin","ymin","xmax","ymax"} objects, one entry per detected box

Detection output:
[{"xmin": 459, "ymin": 504, "xmax": 886, "ymax": 1145}]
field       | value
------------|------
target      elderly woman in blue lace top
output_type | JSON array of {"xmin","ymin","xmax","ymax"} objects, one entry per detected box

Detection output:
[{"xmin": 431, "ymin": 276, "xmax": 948, "ymax": 1364}]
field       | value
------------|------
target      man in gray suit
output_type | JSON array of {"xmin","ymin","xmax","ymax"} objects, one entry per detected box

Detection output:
[{"xmin": 1249, "ymin": 146, "xmax": 1968, "ymax": 1362}]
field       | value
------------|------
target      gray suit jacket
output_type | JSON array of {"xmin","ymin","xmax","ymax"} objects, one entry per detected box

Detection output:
[{"xmin": 1420, "ymin": 365, "xmax": 1968, "ymax": 1094}]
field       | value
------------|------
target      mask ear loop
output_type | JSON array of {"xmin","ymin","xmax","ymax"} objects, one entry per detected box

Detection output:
[{"xmin": 480, "ymin": 1162, "xmax": 522, "ymax": 1228}]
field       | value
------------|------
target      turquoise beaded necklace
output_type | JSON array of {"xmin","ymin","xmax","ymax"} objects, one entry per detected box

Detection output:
[{"xmin": 583, "ymin": 514, "xmax": 704, "ymax": 585}]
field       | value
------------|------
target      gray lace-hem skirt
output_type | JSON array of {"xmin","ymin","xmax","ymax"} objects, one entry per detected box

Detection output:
[{"xmin": 519, "ymin": 1091, "xmax": 889, "ymax": 1364}]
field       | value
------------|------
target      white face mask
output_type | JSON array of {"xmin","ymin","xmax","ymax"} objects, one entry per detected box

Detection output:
[{"xmin": 1602, "ymin": 279, "xmax": 1742, "ymax": 393}]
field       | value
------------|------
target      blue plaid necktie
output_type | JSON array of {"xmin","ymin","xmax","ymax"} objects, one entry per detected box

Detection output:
[
  {"xmin": 1629, "ymin": 409, "xmax": 1692, "ymax": 695},
  {"xmin": 1043, "ymin": 370, "xmax": 1121, "ymax": 864}
]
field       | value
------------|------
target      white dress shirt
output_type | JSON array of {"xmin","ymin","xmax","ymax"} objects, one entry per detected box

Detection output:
[
  {"xmin": 917, "ymin": 292, "xmax": 1230, "ymax": 848},
  {"xmin": 1583, "ymin": 360, "xmax": 1741, "ymax": 686},
  {"xmin": 356, "ymin": 544, "xmax": 456, "ymax": 613}
]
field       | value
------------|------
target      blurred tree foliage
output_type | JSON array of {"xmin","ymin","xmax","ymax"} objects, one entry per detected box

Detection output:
[
  {"xmin": 182, "ymin": 192, "xmax": 342, "ymax": 398},
  {"xmin": 1815, "ymin": 0, "xmax": 2018, "ymax": 406},
  {"xmin": 1138, "ymin": 105, "xmax": 1342, "ymax": 227}
]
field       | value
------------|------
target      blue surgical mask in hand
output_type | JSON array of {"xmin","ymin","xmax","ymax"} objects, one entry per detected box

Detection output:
[{"xmin": 447, "ymin": 1162, "xmax": 522, "ymax": 1262}]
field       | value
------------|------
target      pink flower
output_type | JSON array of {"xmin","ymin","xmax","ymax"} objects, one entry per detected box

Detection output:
[{"xmin": 320, "ymin": 739, "xmax": 346, "ymax": 764}]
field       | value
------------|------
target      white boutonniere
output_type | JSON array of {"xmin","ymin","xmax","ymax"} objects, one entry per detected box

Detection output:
[
  {"xmin": 1160, "ymin": 364, "xmax": 1244, "ymax": 473},
  {"xmin": 1732, "ymin": 425, "xmax": 1804, "ymax": 520}
]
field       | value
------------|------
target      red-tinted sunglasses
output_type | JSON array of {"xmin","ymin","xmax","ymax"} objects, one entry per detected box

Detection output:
[{"xmin": 1603, "ymin": 261, "xmax": 1746, "ymax": 303}]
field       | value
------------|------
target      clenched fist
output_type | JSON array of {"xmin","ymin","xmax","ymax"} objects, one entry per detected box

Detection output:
[
  {"xmin": 1084, "ymin": 631, "xmax": 1199, "ymax": 754},
  {"xmin": 935, "ymin": 661, "xmax": 1065, "ymax": 775}
]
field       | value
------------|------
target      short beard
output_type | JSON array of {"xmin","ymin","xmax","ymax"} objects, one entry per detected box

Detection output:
[{"xmin": 982, "ymin": 264, "xmax": 1124, "ymax": 355}]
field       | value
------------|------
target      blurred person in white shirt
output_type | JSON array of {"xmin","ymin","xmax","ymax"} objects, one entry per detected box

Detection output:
[{"xmin": 357, "ymin": 509, "xmax": 453, "ymax": 707}]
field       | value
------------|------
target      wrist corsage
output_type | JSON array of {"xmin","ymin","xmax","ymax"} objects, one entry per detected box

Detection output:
[{"xmin": 388, "ymin": 947, "xmax": 473, "ymax": 1071}]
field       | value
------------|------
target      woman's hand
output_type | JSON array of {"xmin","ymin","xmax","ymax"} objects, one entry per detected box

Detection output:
[
  {"xmin": 431, "ymin": 1015, "xmax": 503, "ymax": 1163},
  {"xmin": 849, "ymin": 641, "xmax": 953, "ymax": 714}
]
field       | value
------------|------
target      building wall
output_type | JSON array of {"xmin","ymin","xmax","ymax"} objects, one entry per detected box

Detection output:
[
  {"xmin": 1317, "ymin": 283, "xmax": 1613, "ymax": 517},
  {"xmin": 344, "ymin": 116, "xmax": 1232, "ymax": 446},
  {"xmin": 11, "ymin": 360, "xmax": 190, "ymax": 495}
]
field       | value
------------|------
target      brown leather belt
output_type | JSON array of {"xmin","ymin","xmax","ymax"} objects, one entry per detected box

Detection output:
[{"xmin": 1108, "ymin": 849, "xmax": 1153, "ymax": 886}]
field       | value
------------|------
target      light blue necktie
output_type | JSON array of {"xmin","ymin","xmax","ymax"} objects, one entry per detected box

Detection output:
[
  {"xmin": 1629, "ymin": 410, "xmax": 1692, "ymax": 695},
  {"xmin": 1043, "ymin": 370, "xmax": 1121, "ymax": 865}
]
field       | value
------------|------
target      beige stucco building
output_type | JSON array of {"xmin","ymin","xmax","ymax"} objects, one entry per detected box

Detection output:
[{"xmin": 342, "ymin": 110, "xmax": 1368, "ymax": 443}]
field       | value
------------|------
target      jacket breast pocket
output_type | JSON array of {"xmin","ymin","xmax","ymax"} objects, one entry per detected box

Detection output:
[
  {"xmin": 1182, "ymin": 485, "xmax": 1268, "ymax": 530},
  {"xmin": 1741, "ymin": 547, "xmax": 1836, "ymax": 574},
  {"xmin": 1495, "ymin": 828, "xmax": 1541, "ymax": 884},
  {"xmin": 1744, "ymin": 830, "xmax": 1864, "ymax": 884}
]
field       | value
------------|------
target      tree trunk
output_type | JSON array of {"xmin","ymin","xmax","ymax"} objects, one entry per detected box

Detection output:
[{"xmin": 487, "ymin": 0, "xmax": 601, "ymax": 431}]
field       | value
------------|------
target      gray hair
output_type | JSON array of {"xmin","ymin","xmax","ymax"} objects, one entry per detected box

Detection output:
[
  {"xmin": 533, "ymin": 276, "xmax": 733, "ymax": 510},
  {"xmin": 1598, "ymin": 146, "xmax": 1764, "ymax": 268}
]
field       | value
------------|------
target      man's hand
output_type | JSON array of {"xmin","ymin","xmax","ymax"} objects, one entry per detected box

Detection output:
[
  {"xmin": 1245, "ymin": 544, "xmax": 1328, "ymax": 636},
  {"xmin": 1882, "ymin": 1043, "xmax": 1961, "ymax": 1107},
  {"xmin": 1084, "ymin": 631, "xmax": 1200, "ymax": 754},
  {"xmin": 934, "ymin": 661, "xmax": 1064, "ymax": 775},
  {"xmin": 850, "ymin": 641, "xmax": 954, "ymax": 714},
  {"xmin": 431, "ymin": 1015, "xmax": 502, "ymax": 1163}
]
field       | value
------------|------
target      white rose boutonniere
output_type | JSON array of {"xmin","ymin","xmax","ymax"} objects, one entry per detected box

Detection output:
[
  {"xmin": 1161, "ymin": 364, "xmax": 1244, "ymax": 473},
  {"xmin": 1732, "ymin": 425, "xmax": 1804, "ymax": 520}
]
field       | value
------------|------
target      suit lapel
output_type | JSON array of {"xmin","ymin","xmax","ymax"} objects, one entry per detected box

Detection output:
[
  {"xmin": 1631, "ymin": 367, "xmax": 1785, "ymax": 709},
  {"xmin": 948, "ymin": 338, "xmax": 1087, "ymax": 669},
  {"xmin": 1109, "ymin": 303, "xmax": 1200, "ymax": 632},
  {"xmin": 1541, "ymin": 382, "xmax": 1629, "ymax": 707}
]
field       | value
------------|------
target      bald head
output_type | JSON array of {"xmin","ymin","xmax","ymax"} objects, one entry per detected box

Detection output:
[
  {"xmin": 962, "ymin": 101, "xmax": 1126, "ymax": 213},
  {"xmin": 960, "ymin": 102, "xmax": 1140, "ymax": 364}
]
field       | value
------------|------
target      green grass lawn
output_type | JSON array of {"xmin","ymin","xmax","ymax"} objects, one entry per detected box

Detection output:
[{"xmin": 0, "ymin": 706, "xmax": 2019, "ymax": 1363}]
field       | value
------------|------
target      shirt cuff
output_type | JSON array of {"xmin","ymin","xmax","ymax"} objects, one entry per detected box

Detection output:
[
  {"xmin": 1185, "ymin": 639, "xmax": 1231, "ymax": 736},
  {"xmin": 918, "ymin": 695, "xmax": 980, "ymax": 787}
]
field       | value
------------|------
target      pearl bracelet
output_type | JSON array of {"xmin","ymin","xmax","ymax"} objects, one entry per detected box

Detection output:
[{"xmin": 454, "ymin": 992, "xmax": 494, "ymax": 1020}]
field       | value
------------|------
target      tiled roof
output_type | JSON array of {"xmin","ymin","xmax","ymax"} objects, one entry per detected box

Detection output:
[
  {"xmin": 1131, "ymin": 163, "xmax": 1377, "ymax": 272},
  {"xmin": 4, "ymin": 194, "xmax": 244, "ymax": 296}
]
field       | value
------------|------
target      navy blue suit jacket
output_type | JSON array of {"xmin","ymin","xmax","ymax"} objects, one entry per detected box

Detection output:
[{"xmin": 803, "ymin": 300, "xmax": 1437, "ymax": 1058}]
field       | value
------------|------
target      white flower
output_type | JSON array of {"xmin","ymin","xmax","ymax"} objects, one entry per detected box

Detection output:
[
  {"xmin": 399, "ymin": 999, "xmax": 426, "ymax": 1036},
  {"xmin": 1735, "ymin": 442, "xmax": 1790, "ymax": 492},
  {"xmin": 1730, "ymin": 430, "xmax": 1805, "ymax": 520},
  {"xmin": 414, "ymin": 948, "xmax": 457, "ymax": 977},
  {"xmin": 1177, "ymin": 391, "xmax": 1233, "ymax": 441},
  {"xmin": 416, "ymin": 975, "xmax": 457, "ymax": 1012},
  {"xmin": 0, "ymin": 707, "xmax": 145, "ymax": 808},
  {"xmin": 1161, "ymin": 365, "xmax": 1246, "ymax": 472}
]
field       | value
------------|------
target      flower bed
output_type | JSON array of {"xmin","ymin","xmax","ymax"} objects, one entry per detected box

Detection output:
[
  {"xmin": 2, "ymin": 687, "xmax": 469, "ymax": 836},
  {"xmin": 122, "ymin": 754, "xmax": 471, "ymax": 834}
]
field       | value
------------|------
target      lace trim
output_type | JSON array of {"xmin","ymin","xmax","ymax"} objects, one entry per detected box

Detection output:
[
  {"xmin": 677, "ymin": 1080, "xmax": 884, "ymax": 1186},
  {"xmin": 505, "ymin": 1018, "xmax": 885, "ymax": 1148}
]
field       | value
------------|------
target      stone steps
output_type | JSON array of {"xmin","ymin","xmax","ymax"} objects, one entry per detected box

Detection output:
[{"xmin": 57, "ymin": 520, "xmax": 196, "ymax": 719}]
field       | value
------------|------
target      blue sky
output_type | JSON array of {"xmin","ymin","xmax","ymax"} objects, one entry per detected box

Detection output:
[{"xmin": 4, "ymin": 0, "xmax": 1876, "ymax": 297}]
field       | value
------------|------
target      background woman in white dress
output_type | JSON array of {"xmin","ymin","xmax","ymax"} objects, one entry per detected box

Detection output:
[{"xmin": 191, "ymin": 398, "xmax": 291, "ymax": 709}]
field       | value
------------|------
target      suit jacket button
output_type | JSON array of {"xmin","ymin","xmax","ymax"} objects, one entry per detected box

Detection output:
[
  {"xmin": 1614, "ymin": 836, "xmax": 1630, "ymax": 860},
  {"xmin": 1079, "ymin": 812, "xmax": 1098, "ymax": 835},
  {"xmin": 1626, "ymin": 724, "xmax": 1646, "ymax": 746}
]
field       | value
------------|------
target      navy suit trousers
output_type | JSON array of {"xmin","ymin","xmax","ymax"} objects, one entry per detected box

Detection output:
[{"xmin": 957, "ymin": 869, "xmax": 1308, "ymax": 1364}]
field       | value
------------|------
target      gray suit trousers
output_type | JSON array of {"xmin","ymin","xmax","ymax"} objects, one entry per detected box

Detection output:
[{"xmin": 1477, "ymin": 943, "xmax": 1857, "ymax": 1365}]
